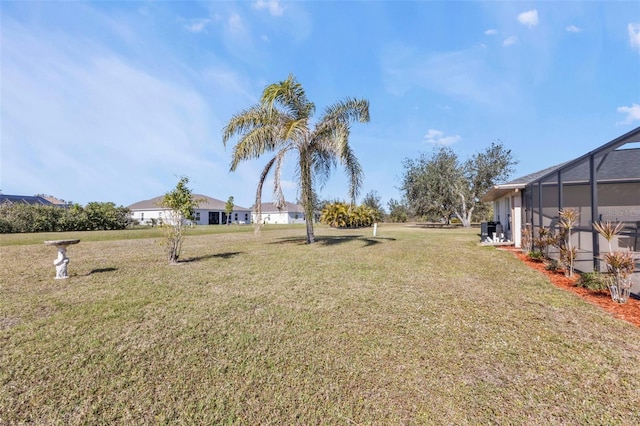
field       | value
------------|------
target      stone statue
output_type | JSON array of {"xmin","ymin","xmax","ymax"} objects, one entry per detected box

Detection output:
[
  {"xmin": 53, "ymin": 247, "xmax": 70, "ymax": 279},
  {"xmin": 44, "ymin": 239, "xmax": 80, "ymax": 279}
]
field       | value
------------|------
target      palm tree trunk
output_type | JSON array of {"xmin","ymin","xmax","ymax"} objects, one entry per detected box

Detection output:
[{"xmin": 299, "ymin": 147, "xmax": 315, "ymax": 244}]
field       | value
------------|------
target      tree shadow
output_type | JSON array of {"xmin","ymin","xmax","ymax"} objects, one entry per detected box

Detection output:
[
  {"xmin": 270, "ymin": 235, "xmax": 395, "ymax": 247},
  {"xmin": 180, "ymin": 251, "xmax": 245, "ymax": 263},
  {"xmin": 87, "ymin": 267, "xmax": 118, "ymax": 275}
]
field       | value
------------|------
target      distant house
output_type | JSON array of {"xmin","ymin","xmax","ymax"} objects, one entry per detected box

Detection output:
[
  {"xmin": 481, "ymin": 126, "xmax": 640, "ymax": 277},
  {"xmin": 1, "ymin": 194, "xmax": 57, "ymax": 206},
  {"xmin": 128, "ymin": 194, "xmax": 251, "ymax": 226},
  {"xmin": 251, "ymin": 202, "xmax": 318, "ymax": 224}
]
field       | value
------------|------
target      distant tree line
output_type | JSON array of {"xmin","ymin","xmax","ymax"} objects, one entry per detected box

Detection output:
[{"xmin": 0, "ymin": 202, "xmax": 131, "ymax": 233}]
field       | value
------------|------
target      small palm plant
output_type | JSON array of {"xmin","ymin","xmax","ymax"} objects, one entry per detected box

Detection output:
[
  {"xmin": 593, "ymin": 220, "xmax": 636, "ymax": 303},
  {"xmin": 602, "ymin": 251, "xmax": 636, "ymax": 303},
  {"xmin": 557, "ymin": 209, "xmax": 579, "ymax": 277},
  {"xmin": 533, "ymin": 226, "xmax": 556, "ymax": 260},
  {"xmin": 592, "ymin": 221, "xmax": 625, "ymax": 253}
]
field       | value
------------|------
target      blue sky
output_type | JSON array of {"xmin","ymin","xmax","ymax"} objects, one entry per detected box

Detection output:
[{"xmin": 2, "ymin": 1, "xmax": 639, "ymax": 209}]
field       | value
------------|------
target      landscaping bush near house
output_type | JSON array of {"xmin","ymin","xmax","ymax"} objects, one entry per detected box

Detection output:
[
  {"xmin": 527, "ymin": 251, "xmax": 545, "ymax": 262},
  {"xmin": 577, "ymin": 272, "xmax": 610, "ymax": 292}
]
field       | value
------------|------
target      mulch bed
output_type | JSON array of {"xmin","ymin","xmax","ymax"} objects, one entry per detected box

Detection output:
[{"xmin": 499, "ymin": 246, "xmax": 640, "ymax": 329}]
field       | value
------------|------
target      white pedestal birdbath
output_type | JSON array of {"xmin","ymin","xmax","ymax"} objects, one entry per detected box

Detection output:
[{"xmin": 44, "ymin": 239, "xmax": 80, "ymax": 279}]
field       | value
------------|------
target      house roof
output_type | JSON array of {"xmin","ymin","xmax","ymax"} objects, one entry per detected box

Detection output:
[
  {"xmin": 41, "ymin": 196, "xmax": 68, "ymax": 205},
  {"xmin": 128, "ymin": 194, "xmax": 250, "ymax": 211},
  {"xmin": 0, "ymin": 194, "xmax": 53, "ymax": 205},
  {"xmin": 482, "ymin": 126, "xmax": 640, "ymax": 203},
  {"xmin": 481, "ymin": 162, "xmax": 569, "ymax": 202},
  {"xmin": 257, "ymin": 202, "xmax": 305, "ymax": 213}
]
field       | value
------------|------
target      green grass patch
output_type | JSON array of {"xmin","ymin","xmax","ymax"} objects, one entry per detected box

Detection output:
[{"xmin": 1, "ymin": 225, "xmax": 639, "ymax": 424}]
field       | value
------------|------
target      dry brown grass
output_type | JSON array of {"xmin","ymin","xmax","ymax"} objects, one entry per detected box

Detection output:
[{"xmin": 1, "ymin": 224, "xmax": 639, "ymax": 424}]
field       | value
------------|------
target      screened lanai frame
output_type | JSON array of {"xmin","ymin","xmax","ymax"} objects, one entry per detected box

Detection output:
[{"xmin": 523, "ymin": 126, "xmax": 640, "ymax": 273}]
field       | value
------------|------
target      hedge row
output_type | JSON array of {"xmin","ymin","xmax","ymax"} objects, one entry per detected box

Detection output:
[{"xmin": 0, "ymin": 202, "xmax": 131, "ymax": 233}]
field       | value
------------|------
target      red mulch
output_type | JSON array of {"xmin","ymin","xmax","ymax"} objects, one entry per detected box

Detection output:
[{"xmin": 499, "ymin": 246, "xmax": 640, "ymax": 329}]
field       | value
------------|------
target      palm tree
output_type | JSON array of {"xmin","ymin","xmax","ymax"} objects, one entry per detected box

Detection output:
[{"xmin": 222, "ymin": 75, "xmax": 370, "ymax": 243}]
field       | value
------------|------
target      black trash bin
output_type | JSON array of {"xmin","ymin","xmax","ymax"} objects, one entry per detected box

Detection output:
[{"xmin": 481, "ymin": 222, "xmax": 497, "ymax": 241}]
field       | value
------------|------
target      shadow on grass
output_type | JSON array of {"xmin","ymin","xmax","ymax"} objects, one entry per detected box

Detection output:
[
  {"xmin": 180, "ymin": 251, "xmax": 245, "ymax": 263},
  {"xmin": 87, "ymin": 267, "xmax": 118, "ymax": 275},
  {"xmin": 271, "ymin": 235, "xmax": 396, "ymax": 247},
  {"xmin": 409, "ymin": 223, "xmax": 466, "ymax": 229}
]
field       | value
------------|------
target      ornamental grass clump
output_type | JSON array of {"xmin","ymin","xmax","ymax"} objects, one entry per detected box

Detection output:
[
  {"xmin": 593, "ymin": 220, "xmax": 636, "ymax": 303},
  {"xmin": 556, "ymin": 209, "xmax": 579, "ymax": 277}
]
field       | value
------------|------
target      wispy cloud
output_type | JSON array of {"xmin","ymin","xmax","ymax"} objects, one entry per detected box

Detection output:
[
  {"xmin": 566, "ymin": 25, "xmax": 581, "ymax": 33},
  {"xmin": 185, "ymin": 18, "xmax": 211, "ymax": 33},
  {"xmin": 228, "ymin": 12, "xmax": 246, "ymax": 36},
  {"xmin": 485, "ymin": 29, "xmax": 498, "ymax": 36},
  {"xmin": 381, "ymin": 44, "xmax": 516, "ymax": 106},
  {"xmin": 253, "ymin": 0, "xmax": 284, "ymax": 16},
  {"xmin": 503, "ymin": 36, "xmax": 517, "ymax": 47},
  {"xmin": 424, "ymin": 129, "xmax": 461, "ymax": 145},
  {"xmin": 616, "ymin": 103, "xmax": 640, "ymax": 125},
  {"xmin": 518, "ymin": 10, "xmax": 539, "ymax": 28},
  {"xmin": 629, "ymin": 23, "xmax": 640, "ymax": 52}
]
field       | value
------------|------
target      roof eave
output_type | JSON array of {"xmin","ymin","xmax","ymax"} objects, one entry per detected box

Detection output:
[{"xmin": 481, "ymin": 184, "xmax": 525, "ymax": 203}]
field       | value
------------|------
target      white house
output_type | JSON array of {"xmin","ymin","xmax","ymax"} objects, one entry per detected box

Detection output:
[
  {"xmin": 128, "ymin": 194, "xmax": 251, "ymax": 226},
  {"xmin": 251, "ymin": 202, "xmax": 316, "ymax": 224}
]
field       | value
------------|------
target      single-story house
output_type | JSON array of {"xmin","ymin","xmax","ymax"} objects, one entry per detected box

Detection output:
[
  {"xmin": 128, "ymin": 194, "xmax": 251, "ymax": 226},
  {"xmin": 251, "ymin": 202, "xmax": 319, "ymax": 224},
  {"xmin": 1, "ymin": 194, "xmax": 57, "ymax": 206},
  {"xmin": 481, "ymin": 126, "xmax": 640, "ymax": 285},
  {"xmin": 0, "ymin": 194, "xmax": 70, "ymax": 207}
]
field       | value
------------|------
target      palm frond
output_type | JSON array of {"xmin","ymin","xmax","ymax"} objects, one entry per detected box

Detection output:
[
  {"xmin": 311, "ymin": 147, "xmax": 337, "ymax": 189},
  {"xmin": 223, "ymin": 105, "xmax": 273, "ymax": 146},
  {"xmin": 254, "ymin": 156, "xmax": 277, "ymax": 229},
  {"xmin": 593, "ymin": 221, "xmax": 624, "ymax": 242},
  {"xmin": 341, "ymin": 144, "xmax": 364, "ymax": 204},
  {"xmin": 272, "ymin": 149, "xmax": 289, "ymax": 210},
  {"xmin": 323, "ymin": 98, "xmax": 370, "ymax": 123},
  {"xmin": 262, "ymin": 74, "xmax": 315, "ymax": 120},
  {"xmin": 228, "ymin": 127, "xmax": 277, "ymax": 170}
]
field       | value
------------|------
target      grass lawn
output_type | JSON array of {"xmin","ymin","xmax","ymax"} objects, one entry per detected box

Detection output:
[{"xmin": 1, "ymin": 224, "xmax": 639, "ymax": 424}]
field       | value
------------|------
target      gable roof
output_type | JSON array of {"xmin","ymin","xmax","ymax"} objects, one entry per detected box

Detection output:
[
  {"xmin": 258, "ymin": 202, "xmax": 305, "ymax": 213},
  {"xmin": 0, "ymin": 194, "xmax": 53, "ymax": 206},
  {"xmin": 128, "ymin": 194, "xmax": 250, "ymax": 211}
]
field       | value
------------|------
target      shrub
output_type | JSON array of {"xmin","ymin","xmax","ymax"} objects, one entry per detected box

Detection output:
[
  {"xmin": 544, "ymin": 258, "xmax": 560, "ymax": 272},
  {"xmin": 521, "ymin": 224, "xmax": 533, "ymax": 253},
  {"xmin": 320, "ymin": 202, "xmax": 377, "ymax": 228},
  {"xmin": 533, "ymin": 227, "xmax": 556, "ymax": 259},
  {"xmin": 528, "ymin": 251, "xmax": 545, "ymax": 262},
  {"xmin": 577, "ymin": 272, "xmax": 609, "ymax": 292},
  {"xmin": 0, "ymin": 201, "xmax": 130, "ymax": 233}
]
